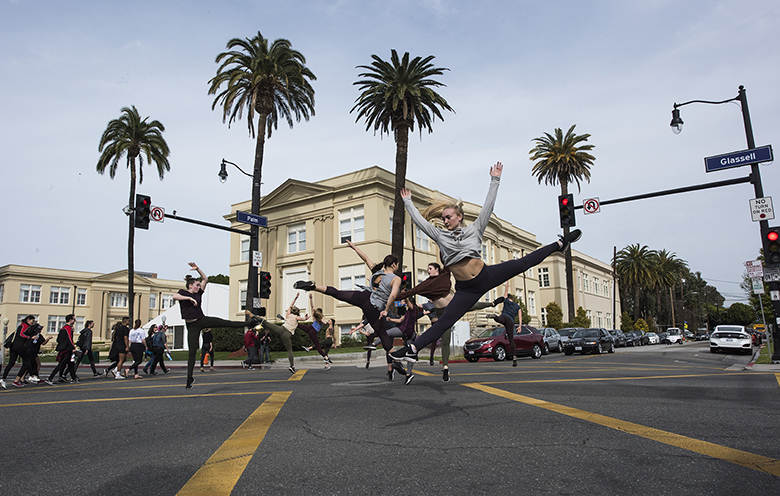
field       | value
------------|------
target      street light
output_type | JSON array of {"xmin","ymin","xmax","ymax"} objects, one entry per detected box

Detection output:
[
  {"xmin": 671, "ymin": 85, "xmax": 780, "ymax": 360},
  {"xmin": 218, "ymin": 158, "xmax": 262, "ymax": 313}
]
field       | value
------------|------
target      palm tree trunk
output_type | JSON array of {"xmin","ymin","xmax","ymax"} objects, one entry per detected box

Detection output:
[
  {"xmin": 392, "ymin": 124, "xmax": 410, "ymax": 272},
  {"xmin": 247, "ymin": 113, "xmax": 267, "ymax": 312},
  {"xmin": 560, "ymin": 181, "xmax": 575, "ymax": 321},
  {"xmin": 128, "ymin": 158, "xmax": 136, "ymax": 322}
]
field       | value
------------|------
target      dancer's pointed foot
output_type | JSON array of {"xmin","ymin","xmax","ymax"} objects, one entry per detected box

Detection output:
[{"xmin": 293, "ymin": 280, "xmax": 316, "ymax": 291}]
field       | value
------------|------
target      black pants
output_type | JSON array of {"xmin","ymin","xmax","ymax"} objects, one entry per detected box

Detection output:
[
  {"xmin": 128, "ymin": 343, "xmax": 145, "ymax": 375},
  {"xmin": 48, "ymin": 351, "xmax": 76, "ymax": 381},
  {"xmin": 75, "ymin": 349, "xmax": 98, "ymax": 375},
  {"xmin": 150, "ymin": 347, "xmax": 168, "ymax": 374},
  {"xmin": 324, "ymin": 287, "xmax": 391, "ymax": 351},
  {"xmin": 2, "ymin": 344, "xmax": 31, "ymax": 381},
  {"xmin": 494, "ymin": 314, "xmax": 517, "ymax": 357},
  {"xmin": 186, "ymin": 316, "xmax": 247, "ymax": 381},
  {"xmin": 244, "ymin": 346, "xmax": 260, "ymax": 365}
]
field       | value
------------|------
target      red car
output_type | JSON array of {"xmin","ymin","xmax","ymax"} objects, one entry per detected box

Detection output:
[{"xmin": 463, "ymin": 325, "xmax": 544, "ymax": 362}]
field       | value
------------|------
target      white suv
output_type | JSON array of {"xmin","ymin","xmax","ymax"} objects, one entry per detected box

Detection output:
[{"xmin": 665, "ymin": 328, "xmax": 683, "ymax": 344}]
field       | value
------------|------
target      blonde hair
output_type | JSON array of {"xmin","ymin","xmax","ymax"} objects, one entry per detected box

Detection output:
[
  {"xmin": 313, "ymin": 308, "xmax": 324, "ymax": 323},
  {"xmin": 421, "ymin": 200, "xmax": 464, "ymax": 223},
  {"xmin": 289, "ymin": 305, "xmax": 300, "ymax": 316}
]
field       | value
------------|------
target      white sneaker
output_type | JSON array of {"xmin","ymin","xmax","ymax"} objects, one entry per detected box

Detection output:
[
  {"xmin": 0, "ymin": 379, "xmax": 6, "ymax": 389},
  {"xmin": 29, "ymin": 376, "xmax": 41, "ymax": 384},
  {"xmin": 115, "ymin": 374, "xmax": 126, "ymax": 380}
]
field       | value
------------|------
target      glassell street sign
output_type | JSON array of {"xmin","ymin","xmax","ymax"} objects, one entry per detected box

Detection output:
[
  {"xmin": 236, "ymin": 211, "xmax": 268, "ymax": 227},
  {"xmin": 704, "ymin": 144, "xmax": 773, "ymax": 173}
]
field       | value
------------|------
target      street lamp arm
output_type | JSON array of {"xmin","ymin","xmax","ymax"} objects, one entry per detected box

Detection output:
[
  {"xmin": 673, "ymin": 96, "xmax": 739, "ymax": 109},
  {"xmin": 218, "ymin": 158, "xmax": 253, "ymax": 182}
]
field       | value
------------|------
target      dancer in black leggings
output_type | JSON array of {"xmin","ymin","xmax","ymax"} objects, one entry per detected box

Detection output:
[
  {"xmin": 173, "ymin": 262, "xmax": 249, "ymax": 389},
  {"xmin": 298, "ymin": 293, "xmax": 333, "ymax": 369},
  {"xmin": 391, "ymin": 162, "xmax": 581, "ymax": 363},
  {"xmin": 294, "ymin": 239, "xmax": 401, "ymax": 353}
]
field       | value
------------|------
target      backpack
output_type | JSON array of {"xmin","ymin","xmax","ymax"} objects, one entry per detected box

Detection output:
[
  {"xmin": 3, "ymin": 332, "xmax": 14, "ymax": 349},
  {"xmin": 56, "ymin": 328, "xmax": 69, "ymax": 351},
  {"xmin": 76, "ymin": 331, "xmax": 87, "ymax": 350}
]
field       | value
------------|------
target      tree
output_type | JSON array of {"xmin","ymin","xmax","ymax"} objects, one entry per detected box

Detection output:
[
  {"xmin": 615, "ymin": 244, "xmax": 657, "ymax": 321},
  {"xmin": 725, "ymin": 302, "xmax": 756, "ymax": 327},
  {"xmin": 209, "ymin": 32, "xmax": 315, "ymax": 308},
  {"xmin": 97, "ymin": 106, "xmax": 170, "ymax": 321},
  {"xmin": 571, "ymin": 307, "xmax": 591, "ymax": 328},
  {"xmin": 621, "ymin": 311, "xmax": 635, "ymax": 331},
  {"xmin": 545, "ymin": 302, "xmax": 564, "ymax": 330},
  {"xmin": 530, "ymin": 125, "xmax": 595, "ymax": 321},
  {"xmin": 352, "ymin": 49, "xmax": 453, "ymax": 269},
  {"xmin": 652, "ymin": 249, "xmax": 688, "ymax": 326},
  {"xmin": 634, "ymin": 318, "xmax": 649, "ymax": 332},
  {"xmin": 208, "ymin": 274, "xmax": 230, "ymax": 285}
]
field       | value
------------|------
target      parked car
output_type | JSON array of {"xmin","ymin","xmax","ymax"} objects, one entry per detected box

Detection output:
[
  {"xmin": 463, "ymin": 325, "xmax": 544, "ymax": 362},
  {"xmin": 558, "ymin": 327, "xmax": 584, "ymax": 347},
  {"xmin": 608, "ymin": 329, "xmax": 627, "ymax": 347},
  {"xmin": 538, "ymin": 327, "xmax": 563, "ymax": 354},
  {"xmin": 646, "ymin": 332, "xmax": 660, "ymax": 345},
  {"xmin": 562, "ymin": 328, "xmax": 615, "ymax": 355},
  {"xmin": 695, "ymin": 331, "xmax": 709, "ymax": 341},
  {"xmin": 684, "ymin": 330, "xmax": 694, "ymax": 339},
  {"xmin": 662, "ymin": 328, "xmax": 683, "ymax": 345},
  {"xmin": 625, "ymin": 330, "xmax": 649, "ymax": 346},
  {"xmin": 709, "ymin": 325, "xmax": 753, "ymax": 355}
]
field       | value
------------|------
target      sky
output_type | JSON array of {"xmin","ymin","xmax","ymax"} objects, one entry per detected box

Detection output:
[{"xmin": 2, "ymin": 0, "xmax": 779, "ymax": 306}]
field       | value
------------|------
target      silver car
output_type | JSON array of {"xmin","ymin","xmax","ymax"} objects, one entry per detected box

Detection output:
[{"xmin": 538, "ymin": 327, "xmax": 563, "ymax": 354}]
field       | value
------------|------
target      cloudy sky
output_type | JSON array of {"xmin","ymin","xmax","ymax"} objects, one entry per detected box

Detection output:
[{"xmin": 2, "ymin": 0, "xmax": 778, "ymax": 306}]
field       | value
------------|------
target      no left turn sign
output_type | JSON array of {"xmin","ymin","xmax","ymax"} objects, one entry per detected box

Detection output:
[
  {"xmin": 150, "ymin": 206, "xmax": 165, "ymax": 223},
  {"xmin": 583, "ymin": 197, "xmax": 600, "ymax": 215}
]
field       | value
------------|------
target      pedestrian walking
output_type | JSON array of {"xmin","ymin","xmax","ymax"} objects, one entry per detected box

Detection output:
[
  {"xmin": 149, "ymin": 325, "xmax": 170, "ymax": 375},
  {"xmin": 45, "ymin": 314, "xmax": 78, "ymax": 385},
  {"xmin": 127, "ymin": 319, "xmax": 147, "ymax": 379},
  {"xmin": 259, "ymin": 328, "xmax": 271, "ymax": 364},
  {"xmin": 2, "ymin": 315, "xmax": 37, "ymax": 389},
  {"xmin": 74, "ymin": 320, "xmax": 99, "ymax": 377},
  {"xmin": 200, "ymin": 328, "xmax": 214, "ymax": 372},
  {"xmin": 242, "ymin": 327, "xmax": 260, "ymax": 370}
]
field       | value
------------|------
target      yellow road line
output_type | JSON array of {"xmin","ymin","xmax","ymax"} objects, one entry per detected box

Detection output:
[
  {"xmin": 464, "ymin": 383, "xmax": 780, "ymax": 477},
  {"xmin": 471, "ymin": 372, "xmax": 755, "ymax": 385},
  {"xmin": 776, "ymin": 373, "xmax": 780, "ymax": 389},
  {"xmin": 288, "ymin": 369, "xmax": 306, "ymax": 381},
  {"xmin": 177, "ymin": 391, "xmax": 291, "ymax": 496},
  {"xmin": 0, "ymin": 390, "xmax": 287, "ymax": 408}
]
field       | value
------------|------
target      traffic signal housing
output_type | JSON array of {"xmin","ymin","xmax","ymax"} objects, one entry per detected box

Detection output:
[
  {"xmin": 400, "ymin": 271, "xmax": 412, "ymax": 291},
  {"xmin": 764, "ymin": 226, "xmax": 780, "ymax": 267},
  {"xmin": 259, "ymin": 271, "xmax": 272, "ymax": 299},
  {"xmin": 558, "ymin": 194, "xmax": 576, "ymax": 228},
  {"xmin": 134, "ymin": 194, "xmax": 151, "ymax": 230}
]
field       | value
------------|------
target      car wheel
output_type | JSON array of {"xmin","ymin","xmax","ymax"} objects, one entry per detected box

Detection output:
[
  {"xmin": 543, "ymin": 343, "xmax": 550, "ymax": 355},
  {"xmin": 608, "ymin": 342, "xmax": 615, "ymax": 353},
  {"xmin": 564, "ymin": 349, "xmax": 573, "ymax": 356},
  {"xmin": 531, "ymin": 344, "xmax": 542, "ymax": 359},
  {"xmin": 596, "ymin": 343, "xmax": 603, "ymax": 354},
  {"xmin": 493, "ymin": 345, "xmax": 506, "ymax": 362},
  {"xmin": 557, "ymin": 341, "xmax": 563, "ymax": 352},
  {"xmin": 466, "ymin": 356, "xmax": 479, "ymax": 363}
]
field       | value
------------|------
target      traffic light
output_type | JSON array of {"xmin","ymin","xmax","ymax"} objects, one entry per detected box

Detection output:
[
  {"xmin": 401, "ymin": 271, "xmax": 412, "ymax": 291},
  {"xmin": 259, "ymin": 271, "xmax": 272, "ymax": 299},
  {"xmin": 558, "ymin": 194, "xmax": 575, "ymax": 228},
  {"xmin": 764, "ymin": 226, "xmax": 780, "ymax": 267},
  {"xmin": 134, "ymin": 194, "xmax": 151, "ymax": 230}
]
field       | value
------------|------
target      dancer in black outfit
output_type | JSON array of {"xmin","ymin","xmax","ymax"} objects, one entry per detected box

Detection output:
[
  {"xmin": 2, "ymin": 315, "xmax": 36, "ymax": 389},
  {"xmin": 173, "ymin": 262, "xmax": 248, "ymax": 389}
]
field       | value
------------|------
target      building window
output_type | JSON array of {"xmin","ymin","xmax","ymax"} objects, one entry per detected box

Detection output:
[
  {"xmin": 288, "ymin": 223, "xmax": 306, "ymax": 253},
  {"xmin": 389, "ymin": 207, "xmax": 393, "ymax": 239},
  {"xmin": 593, "ymin": 277, "xmax": 600, "ymax": 296},
  {"xmin": 538, "ymin": 268, "xmax": 550, "ymax": 288},
  {"xmin": 606, "ymin": 313, "xmax": 612, "ymax": 327},
  {"xmin": 339, "ymin": 264, "xmax": 366, "ymax": 290},
  {"xmin": 481, "ymin": 242, "xmax": 489, "ymax": 263},
  {"xmin": 50, "ymin": 286, "xmax": 70, "ymax": 305},
  {"xmin": 240, "ymin": 237, "xmax": 250, "ymax": 262},
  {"xmin": 339, "ymin": 206, "xmax": 365, "ymax": 244},
  {"xmin": 417, "ymin": 268, "xmax": 427, "ymax": 284},
  {"xmin": 586, "ymin": 309, "xmax": 592, "ymax": 325},
  {"xmin": 604, "ymin": 281, "xmax": 610, "ymax": 298},
  {"xmin": 48, "ymin": 315, "xmax": 68, "ymax": 334},
  {"xmin": 110, "ymin": 292, "xmax": 128, "ymax": 308},
  {"xmin": 149, "ymin": 293, "xmax": 157, "ymax": 309},
  {"xmin": 528, "ymin": 291, "xmax": 536, "ymax": 315},
  {"xmin": 541, "ymin": 307, "xmax": 547, "ymax": 326},
  {"xmin": 76, "ymin": 288, "xmax": 87, "ymax": 306},
  {"xmin": 0, "ymin": 283, "xmax": 4, "ymax": 303},
  {"xmin": 75, "ymin": 316, "xmax": 84, "ymax": 329},
  {"xmin": 161, "ymin": 294, "xmax": 174, "ymax": 310},
  {"xmin": 339, "ymin": 324, "xmax": 353, "ymax": 336},
  {"xmin": 415, "ymin": 227, "xmax": 430, "ymax": 251},
  {"xmin": 597, "ymin": 311, "xmax": 603, "ymax": 328},
  {"xmin": 19, "ymin": 284, "xmax": 42, "ymax": 303},
  {"xmin": 583, "ymin": 274, "xmax": 590, "ymax": 293},
  {"xmin": 239, "ymin": 280, "xmax": 247, "ymax": 310}
]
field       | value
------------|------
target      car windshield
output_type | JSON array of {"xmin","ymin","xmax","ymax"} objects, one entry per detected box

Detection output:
[
  {"xmin": 647, "ymin": 333, "xmax": 657, "ymax": 337},
  {"xmin": 716, "ymin": 326, "xmax": 744, "ymax": 333},
  {"xmin": 558, "ymin": 329, "xmax": 578, "ymax": 337},
  {"xmin": 572, "ymin": 330, "xmax": 599, "ymax": 339}
]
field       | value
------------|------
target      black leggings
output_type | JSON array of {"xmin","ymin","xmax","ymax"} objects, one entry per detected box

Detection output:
[
  {"xmin": 494, "ymin": 314, "xmax": 517, "ymax": 357},
  {"xmin": 297, "ymin": 323, "xmax": 327, "ymax": 357},
  {"xmin": 323, "ymin": 287, "xmax": 391, "ymax": 351},
  {"xmin": 413, "ymin": 243, "xmax": 558, "ymax": 350},
  {"xmin": 2, "ymin": 344, "xmax": 31, "ymax": 381},
  {"xmin": 128, "ymin": 343, "xmax": 145, "ymax": 375},
  {"xmin": 186, "ymin": 316, "xmax": 247, "ymax": 381},
  {"xmin": 75, "ymin": 349, "xmax": 98, "ymax": 375}
]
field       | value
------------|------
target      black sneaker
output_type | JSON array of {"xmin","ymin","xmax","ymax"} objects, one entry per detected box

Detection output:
[
  {"xmin": 512, "ymin": 359, "xmax": 517, "ymax": 367},
  {"xmin": 558, "ymin": 229, "xmax": 582, "ymax": 252},
  {"xmin": 391, "ymin": 361, "xmax": 407, "ymax": 376},
  {"xmin": 389, "ymin": 346, "xmax": 418, "ymax": 363},
  {"xmin": 288, "ymin": 366, "xmax": 296, "ymax": 374},
  {"xmin": 404, "ymin": 374, "xmax": 415, "ymax": 385},
  {"xmin": 365, "ymin": 362, "xmax": 370, "ymax": 369},
  {"xmin": 58, "ymin": 377, "xmax": 68, "ymax": 383},
  {"xmin": 442, "ymin": 368, "xmax": 450, "ymax": 382},
  {"xmin": 492, "ymin": 296, "xmax": 505, "ymax": 306},
  {"xmin": 387, "ymin": 369, "xmax": 394, "ymax": 381},
  {"xmin": 363, "ymin": 344, "xmax": 377, "ymax": 350},
  {"xmin": 276, "ymin": 314, "xmax": 284, "ymax": 320},
  {"xmin": 429, "ymin": 358, "xmax": 435, "ymax": 366},
  {"xmin": 293, "ymin": 280, "xmax": 316, "ymax": 291},
  {"xmin": 186, "ymin": 378, "xmax": 194, "ymax": 389}
]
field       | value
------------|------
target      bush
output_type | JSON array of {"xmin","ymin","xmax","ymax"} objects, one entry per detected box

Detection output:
[
  {"xmin": 621, "ymin": 311, "xmax": 634, "ymax": 332},
  {"xmin": 634, "ymin": 318, "xmax": 649, "ymax": 332},
  {"xmin": 339, "ymin": 333, "xmax": 365, "ymax": 348},
  {"xmin": 545, "ymin": 302, "xmax": 564, "ymax": 330},
  {"xmin": 212, "ymin": 327, "xmax": 245, "ymax": 352}
]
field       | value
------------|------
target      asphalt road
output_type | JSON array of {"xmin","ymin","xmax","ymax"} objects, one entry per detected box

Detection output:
[{"xmin": 1, "ymin": 342, "xmax": 778, "ymax": 495}]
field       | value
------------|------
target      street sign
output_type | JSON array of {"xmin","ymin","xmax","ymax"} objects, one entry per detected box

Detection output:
[
  {"xmin": 252, "ymin": 250, "xmax": 262, "ymax": 268},
  {"xmin": 764, "ymin": 266, "xmax": 780, "ymax": 282},
  {"xmin": 771, "ymin": 290, "xmax": 780, "ymax": 302},
  {"xmin": 236, "ymin": 211, "xmax": 267, "ymax": 227},
  {"xmin": 150, "ymin": 206, "xmax": 165, "ymax": 223},
  {"xmin": 752, "ymin": 278, "xmax": 764, "ymax": 294},
  {"xmin": 704, "ymin": 144, "xmax": 773, "ymax": 173},
  {"xmin": 583, "ymin": 198, "xmax": 600, "ymax": 215},
  {"xmin": 746, "ymin": 260, "xmax": 764, "ymax": 279},
  {"xmin": 749, "ymin": 197, "xmax": 775, "ymax": 222}
]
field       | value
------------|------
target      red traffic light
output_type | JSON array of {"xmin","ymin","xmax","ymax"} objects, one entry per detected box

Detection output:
[
  {"xmin": 768, "ymin": 230, "xmax": 779, "ymax": 242},
  {"xmin": 560, "ymin": 197, "xmax": 569, "ymax": 206}
]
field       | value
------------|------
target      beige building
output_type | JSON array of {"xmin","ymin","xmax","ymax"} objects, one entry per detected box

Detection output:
[
  {"xmin": 0, "ymin": 265, "xmax": 182, "ymax": 345},
  {"xmin": 224, "ymin": 166, "xmax": 620, "ymax": 336}
]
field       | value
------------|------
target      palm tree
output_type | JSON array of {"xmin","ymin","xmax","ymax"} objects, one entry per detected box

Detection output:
[
  {"xmin": 208, "ymin": 32, "xmax": 316, "ymax": 307},
  {"xmin": 529, "ymin": 125, "xmax": 595, "ymax": 321},
  {"xmin": 615, "ymin": 244, "xmax": 657, "ymax": 321},
  {"xmin": 653, "ymin": 249, "xmax": 688, "ymax": 326},
  {"xmin": 352, "ymin": 49, "xmax": 453, "ymax": 270},
  {"xmin": 97, "ymin": 105, "xmax": 170, "ymax": 321}
]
